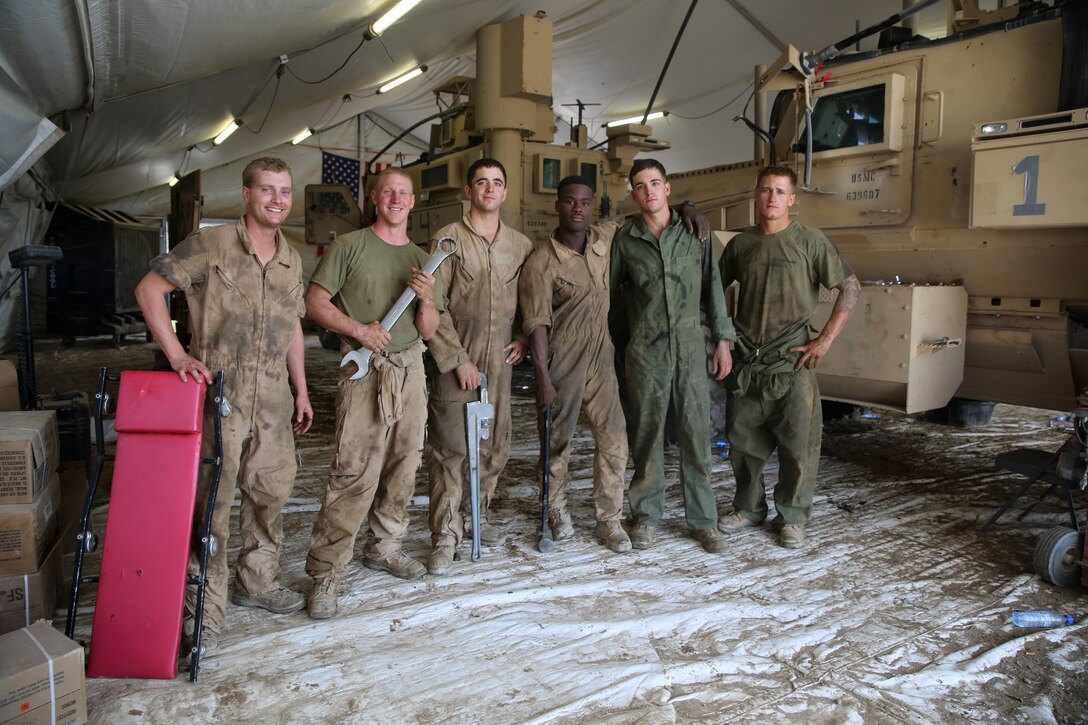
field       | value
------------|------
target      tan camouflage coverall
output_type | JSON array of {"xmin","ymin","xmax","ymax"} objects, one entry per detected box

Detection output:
[
  {"xmin": 424, "ymin": 216, "xmax": 532, "ymax": 546},
  {"xmin": 518, "ymin": 225, "xmax": 627, "ymax": 521},
  {"xmin": 152, "ymin": 219, "xmax": 305, "ymax": 635},
  {"xmin": 306, "ymin": 228, "xmax": 443, "ymax": 576}
]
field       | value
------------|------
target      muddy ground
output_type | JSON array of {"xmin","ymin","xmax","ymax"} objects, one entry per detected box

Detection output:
[{"xmin": 34, "ymin": 334, "xmax": 1088, "ymax": 724}]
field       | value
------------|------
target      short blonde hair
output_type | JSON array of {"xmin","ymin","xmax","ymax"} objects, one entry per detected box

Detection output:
[
  {"xmin": 372, "ymin": 167, "xmax": 412, "ymax": 192},
  {"xmin": 243, "ymin": 157, "xmax": 292, "ymax": 187}
]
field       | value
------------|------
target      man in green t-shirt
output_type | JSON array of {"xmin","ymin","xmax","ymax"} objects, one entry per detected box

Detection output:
[
  {"xmin": 718, "ymin": 165, "xmax": 861, "ymax": 549},
  {"xmin": 303, "ymin": 168, "xmax": 443, "ymax": 618}
]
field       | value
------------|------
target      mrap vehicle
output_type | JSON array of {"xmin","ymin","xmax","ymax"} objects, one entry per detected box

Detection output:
[{"xmin": 307, "ymin": 1, "xmax": 1087, "ymax": 417}]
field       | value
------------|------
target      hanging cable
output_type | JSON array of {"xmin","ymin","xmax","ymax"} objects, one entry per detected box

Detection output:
[
  {"xmin": 286, "ymin": 33, "xmax": 367, "ymax": 85},
  {"xmin": 670, "ymin": 81, "xmax": 755, "ymax": 121},
  {"xmin": 244, "ymin": 65, "xmax": 285, "ymax": 135}
]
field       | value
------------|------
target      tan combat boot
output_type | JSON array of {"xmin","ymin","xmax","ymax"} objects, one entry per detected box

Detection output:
[
  {"xmin": 364, "ymin": 550, "xmax": 426, "ymax": 580},
  {"xmin": 549, "ymin": 507, "xmax": 574, "ymax": 540},
  {"xmin": 307, "ymin": 577, "xmax": 340, "ymax": 619},
  {"xmin": 427, "ymin": 545, "xmax": 456, "ymax": 576},
  {"xmin": 594, "ymin": 520, "xmax": 632, "ymax": 553},
  {"xmin": 629, "ymin": 523, "xmax": 656, "ymax": 550}
]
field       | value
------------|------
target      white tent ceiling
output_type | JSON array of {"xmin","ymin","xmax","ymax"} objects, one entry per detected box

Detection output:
[{"xmin": 0, "ymin": 0, "xmax": 950, "ymax": 215}]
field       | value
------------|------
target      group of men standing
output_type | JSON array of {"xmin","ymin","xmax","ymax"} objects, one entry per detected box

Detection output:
[{"xmin": 136, "ymin": 152, "xmax": 858, "ymax": 657}]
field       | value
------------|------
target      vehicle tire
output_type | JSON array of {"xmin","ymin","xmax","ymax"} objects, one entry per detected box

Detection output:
[
  {"xmin": 1033, "ymin": 525, "xmax": 1083, "ymax": 588},
  {"xmin": 923, "ymin": 398, "xmax": 995, "ymax": 427},
  {"xmin": 822, "ymin": 400, "xmax": 868, "ymax": 422}
]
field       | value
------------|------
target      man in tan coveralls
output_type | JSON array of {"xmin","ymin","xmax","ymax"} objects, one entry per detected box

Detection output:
[
  {"xmin": 135, "ymin": 157, "xmax": 313, "ymax": 658},
  {"xmin": 519, "ymin": 176, "xmax": 631, "ymax": 553},
  {"xmin": 304, "ymin": 168, "xmax": 442, "ymax": 619},
  {"xmin": 424, "ymin": 158, "xmax": 532, "ymax": 575}
]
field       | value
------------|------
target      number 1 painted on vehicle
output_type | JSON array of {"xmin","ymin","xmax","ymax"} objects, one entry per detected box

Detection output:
[{"xmin": 1012, "ymin": 155, "xmax": 1046, "ymax": 216}]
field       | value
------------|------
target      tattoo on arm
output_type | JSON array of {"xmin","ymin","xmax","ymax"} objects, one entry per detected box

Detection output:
[{"xmin": 836, "ymin": 275, "xmax": 861, "ymax": 314}]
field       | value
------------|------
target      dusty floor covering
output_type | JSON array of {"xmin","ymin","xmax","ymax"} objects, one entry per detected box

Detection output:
[{"xmin": 35, "ymin": 334, "xmax": 1088, "ymax": 724}]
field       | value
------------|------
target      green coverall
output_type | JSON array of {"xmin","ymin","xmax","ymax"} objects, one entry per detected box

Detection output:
[{"xmin": 610, "ymin": 211, "xmax": 735, "ymax": 529}]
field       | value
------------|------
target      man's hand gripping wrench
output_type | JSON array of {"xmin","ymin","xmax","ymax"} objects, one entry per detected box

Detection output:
[{"xmin": 340, "ymin": 236, "xmax": 457, "ymax": 379}]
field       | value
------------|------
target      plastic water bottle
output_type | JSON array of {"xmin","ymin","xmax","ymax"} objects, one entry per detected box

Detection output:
[{"xmin": 1011, "ymin": 610, "xmax": 1075, "ymax": 628}]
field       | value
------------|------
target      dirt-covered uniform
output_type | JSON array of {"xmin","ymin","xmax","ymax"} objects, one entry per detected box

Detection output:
[
  {"xmin": 721, "ymin": 220, "xmax": 851, "ymax": 525},
  {"xmin": 424, "ymin": 216, "xmax": 532, "ymax": 546},
  {"xmin": 151, "ymin": 218, "xmax": 305, "ymax": 635},
  {"xmin": 610, "ymin": 211, "xmax": 735, "ymax": 529},
  {"xmin": 519, "ymin": 224, "xmax": 627, "ymax": 521},
  {"xmin": 305, "ymin": 227, "xmax": 445, "ymax": 576}
]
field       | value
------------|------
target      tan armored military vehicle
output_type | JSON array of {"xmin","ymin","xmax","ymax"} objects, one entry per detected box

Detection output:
[
  {"xmin": 667, "ymin": 0, "xmax": 1087, "ymax": 416},
  {"xmin": 306, "ymin": 14, "xmax": 659, "ymax": 249}
]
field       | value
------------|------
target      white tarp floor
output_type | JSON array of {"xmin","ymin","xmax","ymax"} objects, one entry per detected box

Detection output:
[{"xmin": 40, "ymin": 335, "xmax": 1088, "ymax": 724}]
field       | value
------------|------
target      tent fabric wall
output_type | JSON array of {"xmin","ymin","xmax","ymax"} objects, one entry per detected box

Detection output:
[{"xmin": 2, "ymin": 1, "xmax": 932, "ymax": 209}]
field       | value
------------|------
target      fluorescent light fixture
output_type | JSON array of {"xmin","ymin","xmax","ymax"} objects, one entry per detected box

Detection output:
[
  {"xmin": 366, "ymin": 0, "xmax": 424, "ymax": 39},
  {"xmin": 213, "ymin": 119, "xmax": 242, "ymax": 145},
  {"xmin": 167, "ymin": 174, "xmax": 180, "ymax": 187},
  {"xmin": 291, "ymin": 128, "xmax": 314, "ymax": 145},
  {"xmin": 605, "ymin": 111, "xmax": 668, "ymax": 128},
  {"xmin": 376, "ymin": 65, "xmax": 427, "ymax": 94}
]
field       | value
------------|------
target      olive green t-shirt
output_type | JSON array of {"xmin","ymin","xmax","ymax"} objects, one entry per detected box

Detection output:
[
  {"xmin": 721, "ymin": 220, "xmax": 852, "ymax": 346},
  {"xmin": 310, "ymin": 227, "xmax": 444, "ymax": 354}
]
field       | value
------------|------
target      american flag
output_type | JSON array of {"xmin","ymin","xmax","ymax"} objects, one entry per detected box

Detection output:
[{"xmin": 321, "ymin": 151, "xmax": 360, "ymax": 201}]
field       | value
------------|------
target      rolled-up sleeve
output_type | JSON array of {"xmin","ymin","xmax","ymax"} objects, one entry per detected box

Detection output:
[
  {"xmin": 518, "ymin": 255, "xmax": 553, "ymax": 337},
  {"xmin": 149, "ymin": 234, "xmax": 208, "ymax": 291}
]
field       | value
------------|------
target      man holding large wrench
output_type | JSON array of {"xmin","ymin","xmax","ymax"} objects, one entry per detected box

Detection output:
[
  {"xmin": 303, "ymin": 168, "xmax": 444, "ymax": 619},
  {"xmin": 423, "ymin": 158, "xmax": 533, "ymax": 575}
]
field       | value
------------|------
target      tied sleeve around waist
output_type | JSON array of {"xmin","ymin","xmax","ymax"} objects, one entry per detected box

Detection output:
[
  {"xmin": 729, "ymin": 322, "xmax": 812, "ymax": 400},
  {"xmin": 372, "ymin": 351, "xmax": 413, "ymax": 425}
]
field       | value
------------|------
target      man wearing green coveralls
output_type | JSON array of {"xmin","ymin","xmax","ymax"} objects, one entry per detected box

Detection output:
[
  {"xmin": 717, "ymin": 165, "xmax": 861, "ymax": 549},
  {"xmin": 610, "ymin": 158, "xmax": 735, "ymax": 554}
]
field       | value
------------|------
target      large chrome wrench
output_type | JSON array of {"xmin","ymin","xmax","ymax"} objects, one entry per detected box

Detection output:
[
  {"xmin": 466, "ymin": 373, "xmax": 494, "ymax": 562},
  {"xmin": 340, "ymin": 236, "xmax": 457, "ymax": 380}
]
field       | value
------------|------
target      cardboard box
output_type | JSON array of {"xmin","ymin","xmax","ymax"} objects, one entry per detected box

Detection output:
[
  {"xmin": 0, "ymin": 537, "xmax": 60, "ymax": 636},
  {"xmin": 0, "ymin": 412, "xmax": 59, "ymax": 505},
  {"xmin": 0, "ymin": 361, "xmax": 18, "ymax": 412},
  {"xmin": 0, "ymin": 475, "xmax": 59, "ymax": 576},
  {"xmin": 0, "ymin": 621, "xmax": 87, "ymax": 725}
]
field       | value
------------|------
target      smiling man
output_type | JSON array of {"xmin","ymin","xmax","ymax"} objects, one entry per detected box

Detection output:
[
  {"xmin": 303, "ymin": 167, "xmax": 443, "ymax": 618},
  {"xmin": 135, "ymin": 157, "xmax": 313, "ymax": 659},
  {"xmin": 609, "ymin": 158, "xmax": 735, "ymax": 554},
  {"xmin": 423, "ymin": 158, "xmax": 532, "ymax": 575}
]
